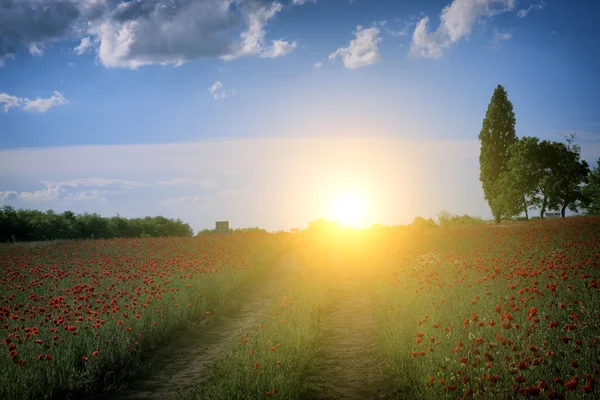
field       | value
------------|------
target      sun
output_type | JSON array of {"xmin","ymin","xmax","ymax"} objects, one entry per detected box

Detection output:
[{"xmin": 328, "ymin": 189, "xmax": 367, "ymax": 228}]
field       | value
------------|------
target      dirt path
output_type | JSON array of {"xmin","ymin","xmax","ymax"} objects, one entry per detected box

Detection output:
[
  {"xmin": 305, "ymin": 270, "xmax": 390, "ymax": 400},
  {"xmin": 111, "ymin": 253, "xmax": 297, "ymax": 400}
]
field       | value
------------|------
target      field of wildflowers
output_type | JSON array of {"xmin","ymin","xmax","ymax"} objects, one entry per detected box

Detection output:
[
  {"xmin": 0, "ymin": 233, "xmax": 287, "ymax": 399},
  {"xmin": 377, "ymin": 217, "xmax": 600, "ymax": 399},
  {"xmin": 2, "ymin": 218, "xmax": 599, "ymax": 399}
]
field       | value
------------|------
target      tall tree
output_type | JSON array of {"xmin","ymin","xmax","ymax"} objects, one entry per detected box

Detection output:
[
  {"xmin": 548, "ymin": 134, "xmax": 589, "ymax": 218},
  {"xmin": 499, "ymin": 137, "xmax": 543, "ymax": 219},
  {"xmin": 479, "ymin": 84, "xmax": 517, "ymax": 223},
  {"xmin": 582, "ymin": 159, "xmax": 600, "ymax": 215}
]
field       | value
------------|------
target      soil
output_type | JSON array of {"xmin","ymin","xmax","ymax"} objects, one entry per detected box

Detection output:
[{"xmin": 304, "ymin": 265, "xmax": 391, "ymax": 400}]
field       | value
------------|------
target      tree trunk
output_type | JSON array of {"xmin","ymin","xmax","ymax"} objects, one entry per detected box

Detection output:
[
  {"xmin": 561, "ymin": 204, "xmax": 567, "ymax": 218},
  {"xmin": 523, "ymin": 195, "xmax": 529, "ymax": 220},
  {"xmin": 540, "ymin": 195, "xmax": 547, "ymax": 219}
]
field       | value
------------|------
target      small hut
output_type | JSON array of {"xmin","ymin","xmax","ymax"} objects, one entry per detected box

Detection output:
[{"xmin": 215, "ymin": 221, "xmax": 230, "ymax": 233}]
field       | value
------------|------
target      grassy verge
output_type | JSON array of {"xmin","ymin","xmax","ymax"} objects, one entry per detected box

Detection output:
[{"xmin": 191, "ymin": 240, "xmax": 340, "ymax": 399}]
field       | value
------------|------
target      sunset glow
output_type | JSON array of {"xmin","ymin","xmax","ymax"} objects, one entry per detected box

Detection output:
[{"xmin": 328, "ymin": 189, "xmax": 368, "ymax": 228}]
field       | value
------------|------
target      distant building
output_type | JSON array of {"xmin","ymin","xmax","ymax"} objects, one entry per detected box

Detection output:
[
  {"xmin": 290, "ymin": 228, "xmax": 300, "ymax": 234},
  {"xmin": 546, "ymin": 212, "xmax": 561, "ymax": 219},
  {"xmin": 215, "ymin": 221, "xmax": 229, "ymax": 233}
]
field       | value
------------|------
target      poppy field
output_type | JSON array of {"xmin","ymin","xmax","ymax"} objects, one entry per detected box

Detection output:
[
  {"xmin": 377, "ymin": 217, "xmax": 600, "ymax": 399},
  {"xmin": 0, "ymin": 234, "xmax": 287, "ymax": 399},
  {"xmin": 1, "ymin": 218, "xmax": 600, "ymax": 399}
]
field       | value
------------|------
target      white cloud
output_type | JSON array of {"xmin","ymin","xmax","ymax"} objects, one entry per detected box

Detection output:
[
  {"xmin": 1, "ymin": 0, "xmax": 298, "ymax": 68},
  {"xmin": 63, "ymin": 189, "xmax": 109, "ymax": 202},
  {"xmin": 328, "ymin": 25, "xmax": 382, "ymax": 69},
  {"xmin": 1, "ymin": 91, "xmax": 68, "ymax": 113},
  {"xmin": 260, "ymin": 39, "xmax": 297, "ymax": 58},
  {"xmin": 0, "ymin": 191, "xmax": 18, "ymax": 201},
  {"xmin": 22, "ymin": 91, "xmax": 68, "ymax": 112},
  {"xmin": 222, "ymin": 2, "xmax": 295, "ymax": 60},
  {"xmin": 291, "ymin": 0, "xmax": 316, "ymax": 4},
  {"xmin": 314, "ymin": 61, "xmax": 323, "ymax": 68},
  {"xmin": 28, "ymin": 43, "xmax": 43, "ymax": 56},
  {"xmin": 208, "ymin": 81, "xmax": 232, "ymax": 100},
  {"xmin": 74, "ymin": 36, "xmax": 94, "ymax": 55},
  {"xmin": 517, "ymin": 1, "xmax": 545, "ymax": 18},
  {"xmin": 0, "ymin": 176, "xmax": 214, "ymax": 204},
  {"xmin": 0, "ymin": 53, "xmax": 15, "ymax": 66},
  {"xmin": 0, "ymin": 93, "xmax": 22, "ymax": 112},
  {"xmin": 410, "ymin": 0, "xmax": 516, "ymax": 59},
  {"xmin": 491, "ymin": 29, "xmax": 512, "ymax": 44},
  {"xmin": 13, "ymin": 178, "xmax": 142, "ymax": 202}
]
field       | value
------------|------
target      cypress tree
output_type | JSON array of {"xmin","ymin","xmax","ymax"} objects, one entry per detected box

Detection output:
[{"xmin": 479, "ymin": 84, "xmax": 517, "ymax": 223}]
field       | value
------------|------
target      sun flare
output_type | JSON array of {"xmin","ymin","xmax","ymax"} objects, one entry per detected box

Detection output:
[{"xmin": 328, "ymin": 189, "xmax": 367, "ymax": 228}]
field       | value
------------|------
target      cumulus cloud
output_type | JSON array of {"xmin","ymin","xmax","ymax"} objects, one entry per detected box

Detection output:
[
  {"xmin": 517, "ymin": 1, "xmax": 545, "ymax": 18},
  {"xmin": 94, "ymin": 0, "xmax": 238, "ymax": 68},
  {"xmin": 0, "ymin": 0, "xmax": 298, "ymax": 68},
  {"xmin": 0, "ymin": 0, "xmax": 82, "ymax": 44},
  {"xmin": 410, "ymin": 0, "xmax": 516, "ymax": 59},
  {"xmin": 260, "ymin": 39, "xmax": 297, "ymax": 58},
  {"xmin": 208, "ymin": 81, "xmax": 231, "ymax": 100},
  {"xmin": 0, "ymin": 191, "xmax": 18, "ymax": 201},
  {"xmin": 0, "ymin": 91, "xmax": 68, "ymax": 113},
  {"xmin": 221, "ymin": 2, "xmax": 296, "ymax": 60},
  {"xmin": 0, "ymin": 93, "xmax": 22, "ymax": 113},
  {"xmin": 328, "ymin": 26, "xmax": 382, "ymax": 69},
  {"xmin": 74, "ymin": 37, "xmax": 94, "ymax": 55},
  {"xmin": 28, "ymin": 43, "xmax": 44, "ymax": 56},
  {"xmin": 22, "ymin": 91, "xmax": 69, "ymax": 113},
  {"xmin": 314, "ymin": 61, "xmax": 323, "ymax": 68}
]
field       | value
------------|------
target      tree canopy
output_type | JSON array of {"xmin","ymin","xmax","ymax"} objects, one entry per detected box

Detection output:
[
  {"xmin": 0, "ymin": 207, "xmax": 193, "ymax": 242},
  {"xmin": 583, "ymin": 159, "xmax": 600, "ymax": 215}
]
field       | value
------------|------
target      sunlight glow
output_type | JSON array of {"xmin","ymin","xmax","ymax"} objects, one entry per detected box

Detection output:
[{"xmin": 328, "ymin": 189, "xmax": 368, "ymax": 228}]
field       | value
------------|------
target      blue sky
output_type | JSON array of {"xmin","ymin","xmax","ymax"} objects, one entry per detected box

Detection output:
[{"xmin": 1, "ymin": 0, "xmax": 599, "ymax": 232}]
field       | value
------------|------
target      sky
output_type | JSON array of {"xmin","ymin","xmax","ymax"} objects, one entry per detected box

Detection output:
[{"xmin": 1, "ymin": 0, "xmax": 599, "ymax": 232}]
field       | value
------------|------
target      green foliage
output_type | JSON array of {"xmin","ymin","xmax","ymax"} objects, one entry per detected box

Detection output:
[
  {"xmin": 497, "ymin": 134, "xmax": 591, "ymax": 220},
  {"xmin": 0, "ymin": 206, "xmax": 193, "ymax": 242},
  {"xmin": 479, "ymin": 84, "xmax": 517, "ymax": 223},
  {"xmin": 410, "ymin": 216, "xmax": 437, "ymax": 229},
  {"xmin": 546, "ymin": 134, "xmax": 590, "ymax": 217},
  {"xmin": 196, "ymin": 227, "xmax": 267, "ymax": 236},
  {"xmin": 499, "ymin": 137, "xmax": 560, "ymax": 219},
  {"xmin": 583, "ymin": 159, "xmax": 600, "ymax": 215},
  {"xmin": 232, "ymin": 227, "xmax": 267, "ymax": 233},
  {"xmin": 436, "ymin": 210, "xmax": 486, "ymax": 227}
]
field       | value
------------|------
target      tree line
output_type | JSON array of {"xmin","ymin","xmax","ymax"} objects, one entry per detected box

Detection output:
[
  {"xmin": 479, "ymin": 84, "xmax": 600, "ymax": 222},
  {"xmin": 0, "ymin": 206, "xmax": 193, "ymax": 242}
]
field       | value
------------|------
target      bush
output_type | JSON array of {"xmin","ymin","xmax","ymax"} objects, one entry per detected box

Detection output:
[
  {"xmin": 436, "ymin": 210, "xmax": 487, "ymax": 227},
  {"xmin": 410, "ymin": 216, "xmax": 437, "ymax": 229}
]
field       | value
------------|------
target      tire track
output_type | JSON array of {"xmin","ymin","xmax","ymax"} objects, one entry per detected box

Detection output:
[
  {"xmin": 305, "ymin": 271, "xmax": 390, "ymax": 400},
  {"xmin": 111, "ymin": 253, "xmax": 297, "ymax": 400}
]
